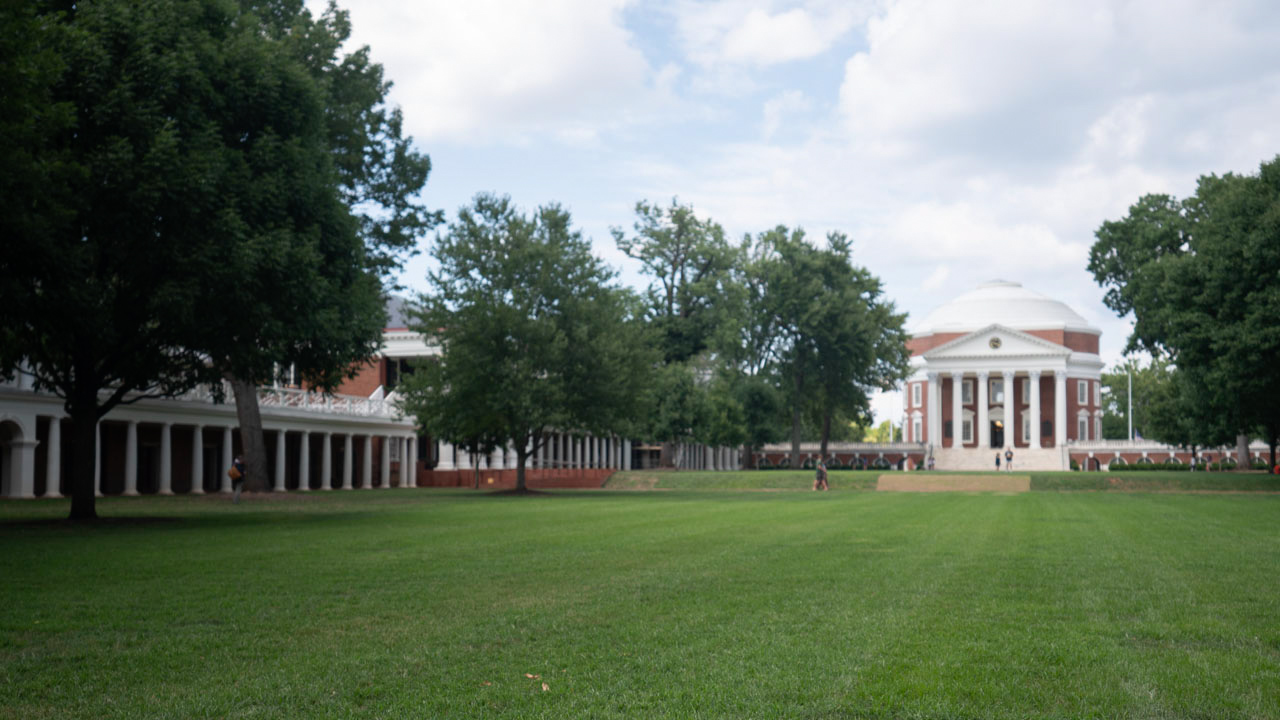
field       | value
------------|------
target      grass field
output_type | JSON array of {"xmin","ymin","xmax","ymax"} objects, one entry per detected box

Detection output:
[
  {"xmin": 605, "ymin": 468, "xmax": 1280, "ymax": 493},
  {"xmin": 3, "ymin": 488, "xmax": 1279, "ymax": 718}
]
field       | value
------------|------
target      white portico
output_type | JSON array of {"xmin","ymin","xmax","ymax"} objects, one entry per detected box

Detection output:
[{"xmin": 902, "ymin": 281, "xmax": 1104, "ymax": 471}]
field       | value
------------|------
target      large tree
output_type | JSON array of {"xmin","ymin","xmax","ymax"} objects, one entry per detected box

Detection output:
[
  {"xmin": 0, "ymin": 0, "xmax": 432, "ymax": 518},
  {"xmin": 611, "ymin": 199, "xmax": 744, "ymax": 466},
  {"xmin": 398, "ymin": 195, "xmax": 653, "ymax": 492},
  {"xmin": 1089, "ymin": 156, "xmax": 1280, "ymax": 471},
  {"xmin": 751, "ymin": 227, "xmax": 909, "ymax": 466}
]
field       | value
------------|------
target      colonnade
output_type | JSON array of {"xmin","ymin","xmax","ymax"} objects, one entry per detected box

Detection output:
[
  {"xmin": 434, "ymin": 433, "xmax": 632, "ymax": 472},
  {"xmin": 23, "ymin": 415, "xmax": 419, "ymax": 499},
  {"xmin": 920, "ymin": 369, "xmax": 1072, "ymax": 449}
]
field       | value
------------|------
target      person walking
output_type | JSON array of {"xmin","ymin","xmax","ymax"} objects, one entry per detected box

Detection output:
[
  {"xmin": 814, "ymin": 459, "xmax": 829, "ymax": 491},
  {"xmin": 230, "ymin": 455, "xmax": 246, "ymax": 503},
  {"xmin": 1004, "ymin": 448, "xmax": 1014, "ymax": 471}
]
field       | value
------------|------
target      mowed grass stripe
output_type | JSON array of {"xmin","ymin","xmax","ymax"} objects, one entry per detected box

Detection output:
[{"xmin": 2, "ymin": 491, "xmax": 1278, "ymax": 718}]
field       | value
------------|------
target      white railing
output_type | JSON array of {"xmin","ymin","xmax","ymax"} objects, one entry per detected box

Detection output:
[
  {"xmin": 172, "ymin": 382, "xmax": 397, "ymax": 419},
  {"xmin": 1068, "ymin": 438, "xmax": 1269, "ymax": 452},
  {"xmin": 760, "ymin": 441, "xmax": 926, "ymax": 452}
]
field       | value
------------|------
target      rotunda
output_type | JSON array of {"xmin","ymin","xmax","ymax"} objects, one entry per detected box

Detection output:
[{"xmin": 903, "ymin": 280, "xmax": 1104, "ymax": 471}]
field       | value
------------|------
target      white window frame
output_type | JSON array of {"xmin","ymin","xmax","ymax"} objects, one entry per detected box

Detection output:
[
  {"xmin": 912, "ymin": 415, "xmax": 922, "ymax": 443},
  {"xmin": 962, "ymin": 379, "xmax": 974, "ymax": 404},
  {"xmin": 962, "ymin": 414, "xmax": 974, "ymax": 443},
  {"xmin": 1020, "ymin": 378, "xmax": 1029, "ymax": 405},
  {"xmin": 1077, "ymin": 415, "xmax": 1088, "ymax": 441},
  {"xmin": 1094, "ymin": 381, "xmax": 1101, "ymax": 407},
  {"xmin": 1094, "ymin": 417, "xmax": 1102, "ymax": 442},
  {"xmin": 991, "ymin": 378, "xmax": 1004, "ymax": 404},
  {"xmin": 1022, "ymin": 413, "xmax": 1030, "ymax": 444},
  {"xmin": 1077, "ymin": 379, "xmax": 1087, "ymax": 405},
  {"xmin": 911, "ymin": 382, "xmax": 922, "ymax": 407}
]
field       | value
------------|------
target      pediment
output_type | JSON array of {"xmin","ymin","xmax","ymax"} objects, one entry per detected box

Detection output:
[{"xmin": 922, "ymin": 324, "xmax": 1070, "ymax": 360}]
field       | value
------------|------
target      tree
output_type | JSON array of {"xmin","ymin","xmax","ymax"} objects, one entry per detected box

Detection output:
[
  {"xmin": 0, "ymin": 0, "xmax": 433, "ymax": 519},
  {"xmin": 612, "ymin": 199, "xmax": 744, "ymax": 466},
  {"xmin": 751, "ymin": 227, "xmax": 909, "ymax": 466},
  {"xmin": 398, "ymin": 194, "xmax": 653, "ymax": 492},
  {"xmin": 1089, "ymin": 156, "xmax": 1280, "ymax": 471}
]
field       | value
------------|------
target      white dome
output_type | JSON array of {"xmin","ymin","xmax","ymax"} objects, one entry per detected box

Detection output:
[{"xmin": 911, "ymin": 280, "xmax": 1097, "ymax": 336}]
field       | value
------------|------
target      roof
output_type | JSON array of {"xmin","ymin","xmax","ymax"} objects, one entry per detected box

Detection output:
[
  {"xmin": 910, "ymin": 280, "xmax": 1098, "ymax": 337},
  {"xmin": 384, "ymin": 294, "xmax": 416, "ymax": 330}
]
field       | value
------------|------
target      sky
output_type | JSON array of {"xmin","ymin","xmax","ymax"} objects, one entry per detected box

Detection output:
[{"xmin": 311, "ymin": 0, "xmax": 1280, "ymax": 425}]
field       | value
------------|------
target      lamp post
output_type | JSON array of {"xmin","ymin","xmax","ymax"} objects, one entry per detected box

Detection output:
[{"xmin": 1127, "ymin": 365, "xmax": 1133, "ymax": 441}]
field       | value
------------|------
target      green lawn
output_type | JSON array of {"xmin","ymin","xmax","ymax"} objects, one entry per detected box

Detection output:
[
  {"xmin": 2, "ymin": 489, "xmax": 1279, "ymax": 718},
  {"xmin": 605, "ymin": 468, "xmax": 1280, "ymax": 493}
]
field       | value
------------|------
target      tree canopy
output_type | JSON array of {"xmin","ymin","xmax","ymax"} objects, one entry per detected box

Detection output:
[
  {"xmin": 398, "ymin": 194, "xmax": 653, "ymax": 491},
  {"xmin": 1089, "ymin": 156, "xmax": 1280, "ymax": 469},
  {"xmin": 0, "ymin": 0, "xmax": 435, "ymax": 517}
]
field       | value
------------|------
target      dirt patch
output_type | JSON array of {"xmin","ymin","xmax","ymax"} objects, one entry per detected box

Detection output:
[{"xmin": 878, "ymin": 474, "xmax": 1030, "ymax": 493}]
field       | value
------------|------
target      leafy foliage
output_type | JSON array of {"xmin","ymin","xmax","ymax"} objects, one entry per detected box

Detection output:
[{"xmin": 399, "ymin": 194, "xmax": 653, "ymax": 490}]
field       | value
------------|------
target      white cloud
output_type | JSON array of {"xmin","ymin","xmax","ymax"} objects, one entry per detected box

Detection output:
[
  {"xmin": 761, "ymin": 90, "xmax": 812, "ymax": 139},
  {"xmin": 674, "ymin": 0, "xmax": 869, "ymax": 68},
  {"xmin": 318, "ymin": 0, "xmax": 658, "ymax": 143}
]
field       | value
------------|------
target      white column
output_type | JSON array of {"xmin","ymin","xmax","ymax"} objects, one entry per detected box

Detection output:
[
  {"xmin": 504, "ymin": 442, "xmax": 516, "ymax": 469},
  {"xmin": 976, "ymin": 372, "xmax": 990, "ymax": 450},
  {"xmin": 94, "ymin": 421, "xmax": 102, "ymax": 497},
  {"xmin": 123, "ymin": 421, "xmax": 139, "ymax": 496},
  {"xmin": 705, "ymin": 445, "xmax": 713, "ymax": 470},
  {"xmin": 438, "ymin": 440, "xmax": 456, "ymax": 471},
  {"xmin": 950, "ymin": 372, "xmax": 964, "ymax": 448},
  {"xmin": 1001, "ymin": 370, "xmax": 1014, "ymax": 448},
  {"xmin": 320, "ymin": 432, "xmax": 332, "ymax": 490},
  {"xmin": 342, "ymin": 435, "xmax": 353, "ymax": 489},
  {"xmin": 45, "ymin": 418, "xmax": 62, "ymax": 498},
  {"xmin": 571, "ymin": 437, "xmax": 579, "ymax": 468},
  {"xmin": 623, "ymin": 439, "xmax": 632, "ymax": 470},
  {"xmin": 457, "ymin": 445, "xmax": 472, "ymax": 471},
  {"xmin": 274, "ymin": 430, "xmax": 287, "ymax": 492},
  {"xmin": 1054, "ymin": 371, "xmax": 1068, "ymax": 447},
  {"xmin": 381, "ymin": 436, "xmax": 391, "ymax": 488},
  {"xmin": 405, "ymin": 436, "xmax": 416, "ymax": 488},
  {"xmin": 221, "ymin": 427, "xmax": 234, "ymax": 493},
  {"xmin": 362, "ymin": 435, "xmax": 373, "ymax": 488},
  {"xmin": 1029, "ymin": 370, "xmax": 1042, "ymax": 449},
  {"xmin": 298, "ymin": 430, "xmax": 311, "ymax": 491},
  {"xmin": 926, "ymin": 372, "xmax": 940, "ymax": 447},
  {"xmin": 190, "ymin": 425, "xmax": 205, "ymax": 495},
  {"xmin": 159, "ymin": 422, "xmax": 173, "ymax": 495},
  {"xmin": 536, "ymin": 438, "xmax": 545, "ymax": 469}
]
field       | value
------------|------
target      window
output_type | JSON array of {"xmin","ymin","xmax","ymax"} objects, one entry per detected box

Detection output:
[
  {"xmin": 1094, "ymin": 417, "xmax": 1101, "ymax": 441},
  {"xmin": 1094, "ymin": 381, "xmax": 1101, "ymax": 407},
  {"xmin": 991, "ymin": 378, "xmax": 1004, "ymax": 404},
  {"xmin": 962, "ymin": 379, "xmax": 973, "ymax": 404},
  {"xmin": 911, "ymin": 382, "xmax": 922, "ymax": 407},
  {"xmin": 944, "ymin": 420, "xmax": 953, "ymax": 439},
  {"xmin": 1020, "ymin": 378, "xmax": 1030, "ymax": 405},
  {"xmin": 912, "ymin": 417, "xmax": 922, "ymax": 443},
  {"xmin": 1077, "ymin": 379, "xmax": 1087, "ymax": 405},
  {"xmin": 962, "ymin": 419, "xmax": 973, "ymax": 443},
  {"xmin": 1078, "ymin": 416, "xmax": 1088, "ymax": 440},
  {"xmin": 1022, "ymin": 414, "xmax": 1030, "ymax": 443}
]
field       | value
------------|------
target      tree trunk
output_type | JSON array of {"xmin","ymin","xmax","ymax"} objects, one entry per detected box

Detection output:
[
  {"xmin": 820, "ymin": 411, "xmax": 832, "ymax": 460},
  {"xmin": 1236, "ymin": 432, "xmax": 1250, "ymax": 472},
  {"xmin": 790, "ymin": 363, "xmax": 804, "ymax": 468},
  {"xmin": 228, "ymin": 375, "xmax": 269, "ymax": 491},
  {"xmin": 67, "ymin": 404, "xmax": 99, "ymax": 521},
  {"xmin": 515, "ymin": 450, "xmax": 527, "ymax": 492}
]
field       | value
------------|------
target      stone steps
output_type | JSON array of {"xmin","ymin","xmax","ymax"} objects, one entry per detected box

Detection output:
[{"xmin": 931, "ymin": 446, "xmax": 1066, "ymax": 471}]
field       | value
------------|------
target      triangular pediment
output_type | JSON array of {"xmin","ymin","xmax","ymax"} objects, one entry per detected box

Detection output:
[{"xmin": 922, "ymin": 324, "xmax": 1071, "ymax": 360}]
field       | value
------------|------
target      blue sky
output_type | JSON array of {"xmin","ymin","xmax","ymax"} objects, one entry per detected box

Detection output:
[{"xmin": 314, "ymin": 0, "xmax": 1280, "ymax": 423}]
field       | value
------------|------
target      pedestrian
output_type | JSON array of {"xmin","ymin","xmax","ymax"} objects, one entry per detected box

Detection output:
[
  {"xmin": 229, "ymin": 455, "xmax": 246, "ymax": 503},
  {"xmin": 1004, "ymin": 448, "xmax": 1013, "ymax": 471},
  {"xmin": 995, "ymin": 452, "xmax": 1001, "ymax": 471},
  {"xmin": 814, "ymin": 459, "xmax": 829, "ymax": 491}
]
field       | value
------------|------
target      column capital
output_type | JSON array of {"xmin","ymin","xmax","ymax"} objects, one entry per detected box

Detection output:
[
  {"xmin": 1028, "ymin": 369, "xmax": 1041, "ymax": 379},
  {"xmin": 926, "ymin": 370, "xmax": 939, "ymax": 382},
  {"xmin": 950, "ymin": 370, "xmax": 965, "ymax": 380},
  {"xmin": 975, "ymin": 370, "xmax": 989, "ymax": 380},
  {"xmin": 1054, "ymin": 369, "xmax": 1067, "ymax": 379}
]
